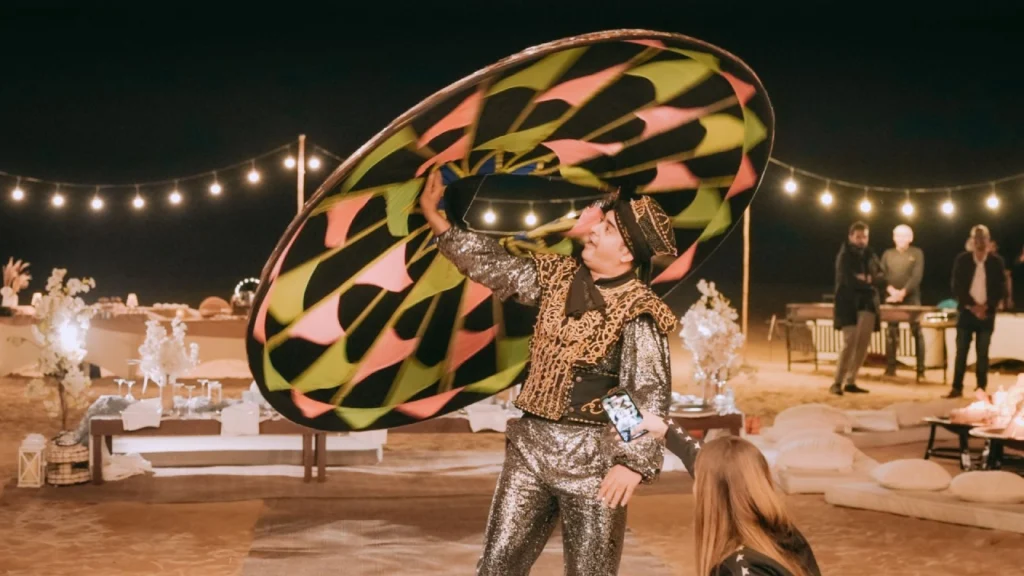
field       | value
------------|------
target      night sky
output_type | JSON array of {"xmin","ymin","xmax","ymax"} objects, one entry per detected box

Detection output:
[{"xmin": 2, "ymin": 5, "xmax": 1023, "ymax": 314}]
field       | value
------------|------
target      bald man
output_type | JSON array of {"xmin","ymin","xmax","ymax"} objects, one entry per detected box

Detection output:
[{"xmin": 880, "ymin": 225, "xmax": 925, "ymax": 378}]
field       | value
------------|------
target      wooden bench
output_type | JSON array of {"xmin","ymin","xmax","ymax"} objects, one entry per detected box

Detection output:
[{"xmin": 89, "ymin": 417, "xmax": 328, "ymax": 485}]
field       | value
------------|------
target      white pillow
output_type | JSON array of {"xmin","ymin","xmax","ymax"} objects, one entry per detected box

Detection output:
[
  {"xmin": 774, "ymin": 403, "xmax": 854, "ymax": 434},
  {"xmin": 761, "ymin": 418, "xmax": 837, "ymax": 444},
  {"xmin": 949, "ymin": 471, "xmax": 1024, "ymax": 504},
  {"xmin": 775, "ymin": 431, "xmax": 857, "ymax": 472},
  {"xmin": 870, "ymin": 459, "xmax": 952, "ymax": 491},
  {"xmin": 846, "ymin": 410, "xmax": 900, "ymax": 432}
]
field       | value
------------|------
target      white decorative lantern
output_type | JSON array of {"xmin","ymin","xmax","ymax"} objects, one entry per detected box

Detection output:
[
  {"xmin": 18, "ymin": 434, "xmax": 47, "ymax": 488},
  {"xmin": 126, "ymin": 293, "xmax": 139, "ymax": 308},
  {"xmin": 31, "ymin": 292, "xmax": 43, "ymax": 307}
]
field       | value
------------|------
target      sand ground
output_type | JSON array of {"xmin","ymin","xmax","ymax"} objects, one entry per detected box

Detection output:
[{"xmin": 2, "ymin": 345, "xmax": 1023, "ymax": 575}]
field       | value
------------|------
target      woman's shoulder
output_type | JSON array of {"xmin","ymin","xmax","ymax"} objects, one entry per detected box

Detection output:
[{"xmin": 713, "ymin": 547, "xmax": 791, "ymax": 576}]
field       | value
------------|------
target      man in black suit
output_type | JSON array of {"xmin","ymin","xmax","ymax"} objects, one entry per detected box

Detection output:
[
  {"xmin": 947, "ymin": 224, "xmax": 1007, "ymax": 398},
  {"xmin": 831, "ymin": 221, "xmax": 883, "ymax": 396}
]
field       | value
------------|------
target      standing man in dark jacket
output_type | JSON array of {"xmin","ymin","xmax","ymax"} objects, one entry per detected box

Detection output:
[
  {"xmin": 946, "ymin": 224, "xmax": 1007, "ymax": 398},
  {"xmin": 881, "ymin": 224, "xmax": 925, "ymax": 378},
  {"xmin": 831, "ymin": 221, "xmax": 883, "ymax": 395}
]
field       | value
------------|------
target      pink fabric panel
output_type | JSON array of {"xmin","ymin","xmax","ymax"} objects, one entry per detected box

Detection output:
[
  {"xmin": 726, "ymin": 155, "xmax": 757, "ymax": 199},
  {"xmin": 325, "ymin": 195, "xmax": 372, "ymax": 249},
  {"xmin": 292, "ymin": 388, "xmax": 335, "ymax": 418},
  {"xmin": 635, "ymin": 106, "xmax": 707, "ymax": 140},
  {"xmin": 542, "ymin": 139, "xmax": 623, "ymax": 166},
  {"xmin": 417, "ymin": 91, "xmax": 483, "ymax": 147},
  {"xmin": 460, "ymin": 281, "xmax": 493, "ymax": 318},
  {"xmin": 644, "ymin": 162, "xmax": 701, "ymax": 192},
  {"xmin": 353, "ymin": 243, "xmax": 414, "ymax": 292},
  {"xmin": 653, "ymin": 243, "xmax": 697, "ymax": 285},
  {"xmin": 721, "ymin": 71, "xmax": 756, "ymax": 106},
  {"xmin": 393, "ymin": 387, "xmax": 461, "ymax": 420},
  {"xmin": 289, "ymin": 292, "xmax": 344, "ymax": 346},
  {"xmin": 535, "ymin": 64, "xmax": 627, "ymax": 107},
  {"xmin": 416, "ymin": 134, "xmax": 471, "ymax": 176},
  {"xmin": 446, "ymin": 326, "xmax": 498, "ymax": 374},
  {"xmin": 349, "ymin": 328, "xmax": 421, "ymax": 386}
]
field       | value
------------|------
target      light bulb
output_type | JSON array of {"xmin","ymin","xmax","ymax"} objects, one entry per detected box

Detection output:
[
  {"xmin": 859, "ymin": 199, "xmax": 872, "ymax": 213},
  {"xmin": 901, "ymin": 200, "xmax": 914, "ymax": 216},
  {"xmin": 483, "ymin": 209, "xmax": 497, "ymax": 224},
  {"xmin": 986, "ymin": 193, "xmax": 1000, "ymax": 210},
  {"xmin": 169, "ymin": 190, "xmax": 183, "ymax": 205},
  {"xmin": 132, "ymin": 195, "xmax": 145, "ymax": 209},
  {"xmin": 307, "ymin": 156, "xmax": 321, "ymax": 170},
  {"xmin": 524, "ymin": 211, "xmax": 538, "ymax": 227},
  {"xmin": 90, "ymin": 196, "xmax": 104, "ymax": 211},
  {"xmin": 284, "ymin": 156, "xmax": 297, "ymax": 169},
  {"xmin": 248, "ymin": 168, "xmax": 261, "ymax": 183},
  {"xmin": 51, "ymin": 193, "xmax": 65, "ymax": 208},
  {"xmin": 209, "ymin": 182, "xmax": 223, "ymax": 196},
  {"xmin": 941, "ymin": 200, "xmax": 955, "ymax": 215},
  {"xmin": 820, "ymin": 191, "xmax": 834, "ymax": 206},
  {"xmin": 565, "ymin": 210, "xmax": 577, "ymax": 219},
  {"xmin": 784, "ymin": 179, "xmax": 798, "ymax": 194},
  {"xmin": 11, "ymin": 186, "xmax": 24, "ymax": 201}
]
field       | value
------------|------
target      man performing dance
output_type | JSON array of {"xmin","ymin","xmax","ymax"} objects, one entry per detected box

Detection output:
[{"xmin": 419, "ymin": 171, "xmax": 677, "ymax": 575}]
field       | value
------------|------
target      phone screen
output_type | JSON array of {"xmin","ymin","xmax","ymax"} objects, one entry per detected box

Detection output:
[{"xmin": 601, "ymin": 390, "xmax": 647, "ymax": 442}]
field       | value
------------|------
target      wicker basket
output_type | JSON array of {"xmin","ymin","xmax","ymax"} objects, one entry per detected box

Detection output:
[{"xmin": 45, "ymin": 431, "xmax": 90, "ymax": 486}]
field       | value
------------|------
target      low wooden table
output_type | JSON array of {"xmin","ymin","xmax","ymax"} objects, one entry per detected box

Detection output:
[
  {"xmin": 393, "ymin": 411, "xmax": 744, "ymax": 436},
  {"xmin": 969, "ymin": 427, "xmax": 1024, "ymax": 472},
  {"xmin": 921, "ymin": 417, "xmax": 985, "ymax": 470},
  {"xmin": 89, "ymin": 417, "xmax": 328, "ymax": 485}
]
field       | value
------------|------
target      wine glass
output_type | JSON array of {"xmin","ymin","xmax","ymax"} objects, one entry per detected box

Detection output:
[
  {"xmin": 185, "ymin": 385, "xmax": 197, "ymax": 418},
  {"xmin": 198, "ymin": 379, "xmax": 209, "ymax": 399},
  {"xmin": 173, "ymin": 382, "xmax": 185, "ymax": 417},
  {"xmin": 125, "ymin": 380, "xmax": 136, "ymax": 402},
  {"xmin": 115, "ymin": 378, "xmax": 125, "ymax": 397}
]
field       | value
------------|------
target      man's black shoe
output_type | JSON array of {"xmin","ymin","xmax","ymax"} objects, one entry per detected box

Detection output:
[
  {"xmin": 844, "ymin": 384, "xmax": 869, "ymax": 394},
  {"xmin": 829, "ymin": 384, "xmax": 843, "ymax": 396},
  {"xmin": 943, "ymin": 390, "xmax": 963, "ymax": 399}
]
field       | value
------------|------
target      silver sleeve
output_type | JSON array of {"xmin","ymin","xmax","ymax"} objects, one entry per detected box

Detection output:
[
  {"xmin": 435, "ymin": 227, "xmax": 540, "ymax": 306},
  {"xmin": 602, "ymin": 315, "xmax": 672, "ymax": 483}
]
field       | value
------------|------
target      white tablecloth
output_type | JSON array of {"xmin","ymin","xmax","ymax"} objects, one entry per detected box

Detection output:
[{"xmin": 945, "ymin": 312, "xmax": 1024, "ymax": 374}]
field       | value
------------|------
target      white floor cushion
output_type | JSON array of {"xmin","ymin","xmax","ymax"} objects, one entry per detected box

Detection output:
[
  {"xmin": 950, "ymin": 471, "xmax": 1024, "ymax": 504},
  {"xmin": 870, "ymin": 459, "xmax": 952, "ymax": 491}
]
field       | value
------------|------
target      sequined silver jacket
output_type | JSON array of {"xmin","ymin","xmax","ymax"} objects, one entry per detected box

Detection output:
[{"xmin": 437, "ymin": 227, "xmax": 671, "ymax": 481}]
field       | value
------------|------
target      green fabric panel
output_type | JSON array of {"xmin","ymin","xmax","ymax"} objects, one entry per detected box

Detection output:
[
  {"xmin": 672, "ymin": 187, "xmax": 722, "ymax": 228},
  {"xmin": 486, "ymin": 47, "xmax": 587, "ymax": 96},
  {"xmin": 263, "ymin": 350, "xmax": 292, "ymax": 392},
  {"xmin": 497, "ymin": 335, "xmax": 532, "ymax": 372},
  {"xmin": 625, "ymin": 60, "xmax": 713, "ymax": 103},
  {"xmin": 292, "ymin": 338, "xmax": 355, "ymax": 393},
  {"xmin": 462, "ymin": 361, "xmax": 528, "ymax": 394},
  {"xmin": 558, "ymin": 165, "xmax": 605, "ymax": 188},
  {"xmin": 474, "ymin": 121, "xmax": 560, "ymax": 153},
  {"xmin": 698, "ymin": 202, "xmax": 733, "ymax": 241},
  {"xmin": 547, "ymin": 238, "xmax": 574, "ymax": 256},
  {"xmin": 742, "ymin": 107, "xmax": 768, "ymax": 152},
  {"xmin": 267, "ymin": 258, "xmax": 320, "ymax": 324},
  {"xmin": 400, "ymin": 256, "xmax": 465, "ymax": 313},
  {"xmin": 342, "ymin": 126, "xmax": 418, "ymax": 193},
  {"xmin": 668, "ymin": 49, "xmax": 721, "ymax": 71},
  {"xmin": 387, "ymin": 358, "xmax": 444, "ymax": 405},
  {"xmin": 384, "ymin": 178, "xmax": 424, "ymax": 236},
  {"xmin": 693, "ymin": 114, "xmax": 746, "ymax": 158},
  {"xmin": 335, "ymin": 406, "xmax": 394, "ymax": 430}
]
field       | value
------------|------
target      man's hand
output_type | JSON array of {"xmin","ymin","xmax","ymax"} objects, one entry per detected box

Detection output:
[
  {"xmin": 855, "ymin": 273, "xmax": 868, "ymax": 283},
  {"xmin": 597, "ymin": 465, "xmax": 642, "ymax": 508},
  {"xmin": 970, "ymin": 304, "xmax": 988, "ymax": 320},
  {"xmin": 418, "ymin": 170, "xmax": 451, "ymax": 236}
]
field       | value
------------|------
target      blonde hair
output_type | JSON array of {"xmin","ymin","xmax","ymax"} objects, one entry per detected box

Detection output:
[{"xmin": 693, "ymin": 437, "xmax": 807, "ymax": 576}]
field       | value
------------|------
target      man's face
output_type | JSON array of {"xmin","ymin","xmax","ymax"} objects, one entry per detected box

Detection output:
[
  {"xmin": 582, "ymin": 210, "xmax": 632, "ymax": 271},
  {"xmin": 973, "ymin": 229, "xmax": 990, "ymax": 253},
  {"xmin": 893, "ymin": 227, "xmax": 913, "ymax": 250},
  {"xmin": 849, "ymin": 229, "xmax": 869, "ymax": 249}
]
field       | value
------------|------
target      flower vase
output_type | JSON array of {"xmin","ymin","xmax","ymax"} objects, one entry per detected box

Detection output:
[
  {"xmin": 700, "ymin": 371, "xmax": 727, "ymax": 412},
  {"xmin": 160, "ymin": 378, "xmax": 175, "ymax": 415}
]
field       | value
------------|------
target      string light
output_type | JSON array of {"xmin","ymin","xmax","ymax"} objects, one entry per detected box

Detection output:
[
  {"xmin": 783, "ymin": 168, "xmax": 798, "ymax": 194},
  {"xmin": 132, "ymin": 185, "xmax": 145, "ymax": 210},
  {"xmin": 941, "ymin": 190, "xmax": 955, "ymax": 216},
  {"xmin": 819, "ymin": 183, "xmax": 834, "ymax": 207},
  {"xmin": 524, "ymin": 202, "xmax": 538, "ymax": 227},
  {"xmin": 565, "ymin": 200, "xmax": 577, "ymax": 219},
  {"xmin": 858, "ymin": 198, "xmax": 872, "ymax": 214},
  {"xmin": 209, "ymin": 172, "xmax": 223, "ymax": 196},
  {"xmin": 11, "ymin": 178, "xmax": 24, "ymax": 201},
  {"xmin": 307, "ymin": 156, "xmax": 321, "ymax": 170},
  {"xmin": 169, "ymin": 190, "xmax": 183, "ymax": 205},
  {"xmin": 284, "ymin": 156, "xmax": 297, "ymax": 169},
  {"xmin": 985, "ymin": 186, "xmax": 1000, "ymax": 210},
  {"xmin": 51, "ymin": 189, "xmax": 65, "ymax": 208},
  {"xmin": 900, "ymin": 190, "xmax": 914, "ymax": 217},
  {"xmin": 247, "ymin": 161, "xmax": 261, "ymax": 183},
  {"xmin": 90, "ymin": 188, "xmax": 104, "ymax": 211},
  {"xmin": 483, "ymin": 206, "xmax": 497, "ymax": 224}
]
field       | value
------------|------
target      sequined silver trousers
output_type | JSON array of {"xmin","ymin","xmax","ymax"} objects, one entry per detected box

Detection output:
[{"xmin": 477, "ymin": 417, "xmax": 626, "ymax": 576}]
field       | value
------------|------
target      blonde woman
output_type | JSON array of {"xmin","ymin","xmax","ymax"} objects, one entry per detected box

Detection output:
[{"xmin": 632, "ymin": 412, "xmax": 820, "ymax": 576}]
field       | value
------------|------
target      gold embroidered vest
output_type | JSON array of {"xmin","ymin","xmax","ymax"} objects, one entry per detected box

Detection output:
[{"xmin": 514, "ymin": 254, "xmax": 678, "ymax": 421}]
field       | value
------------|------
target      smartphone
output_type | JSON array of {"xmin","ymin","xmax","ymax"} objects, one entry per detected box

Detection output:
[{"xmin": 601, "ymin": 389, "xmax": 647, "ymax": 442}]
